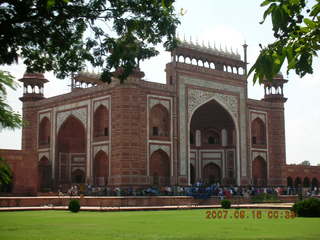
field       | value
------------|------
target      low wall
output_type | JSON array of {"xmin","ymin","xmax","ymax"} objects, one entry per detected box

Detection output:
[
  {"xmin": 0, "ymin": 149, "xmax": 38, "ymax": 194},
  {"xmin": 0, "ymin": 195, "xmax": 313, "ymax": 208}
]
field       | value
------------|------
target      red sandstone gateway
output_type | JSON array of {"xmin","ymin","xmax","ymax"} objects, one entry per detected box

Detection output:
[{"xmin": 1, "ymin": 39, "xmax": 319, "ymax": 194}]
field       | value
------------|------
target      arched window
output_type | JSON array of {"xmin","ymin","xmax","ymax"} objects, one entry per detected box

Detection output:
[
  {"xmin": 251, "ymin": 118, "xmax": 266, "ymax": 146},
  {"xmin": 38, "ymin": 117, "xmax": 50, "ymax": 146},
  {"xmin": 149, "ymin": 104, "xmax": 170, "ymax": 138},
  {"xmin": 93, "ymin": 105, "xmax": 109, "ymax": 138},
  {"xmin": 204, "ymin": 129, "xmax": 220, "ymax": 145}
]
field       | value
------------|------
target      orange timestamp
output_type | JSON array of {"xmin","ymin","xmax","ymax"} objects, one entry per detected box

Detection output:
[{"xmin": 205, "ymin": 210, "xmax": 296, "ymax": 219}]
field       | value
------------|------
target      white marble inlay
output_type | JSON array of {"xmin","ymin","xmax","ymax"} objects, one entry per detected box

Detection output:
[
  {"xmin": 56, "ymin": 108, "xmax": 87, "ymax": 133},
  {"xmin": 150, "ymin": 144, "xmax": 170, "ymax": 157},
  {"xmin": 93, "ymin": 145, "xmax": 109, "ymax": 157},
  {"xmin": 252, "ymin": 151, "xmax": 267, "ymax": 161},
  {"xmin": 94, "ymin": 99, "xmax": 109, "ymax": 112},
  {"xmin": 149, "ymin": 98, "xmax": 170, "ymax": 112}
]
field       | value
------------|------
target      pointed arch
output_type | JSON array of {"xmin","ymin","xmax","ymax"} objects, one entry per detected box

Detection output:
[
  {"xmin": 252, "ymin": 156, "xmax": 267, "ymax": 186},
  {"xmin": 38, "ymin": 156, "xmax": 51, "ymax": 190},
  {"xmin": 311, "ymin": 178, "xmax": 319, "ymax": 188},
  {"xmin": 39, "ymin": 117, "xmax": 50, "ymax": 146},
  {"xmin": 203, "ymin": 128, "xmax": 220, "ymax": 145},
  {"xmin": 303, "ymin": 177, "xmax": 310, "ymax": 187},
  {"xmin": 93, "ymin": 150, "xmax": 109, "ymax": 186},
  {"xmin": 294, "ymin": 177, "xmax": 302, "ymax": 187},
  {"xmin": 203, "ymin": 163, "xmax": 221, "ymax": 184},
  {"xmin": 71, "ymin": 168, "xmax": 85, "ymax": 184},
  {"xmin": 149, "ymin": 104, "xmax": 170, "ymax": 138},
  {"xmin": 56, "ymin": 115, "xmax": 86, "ymax": 183},
  {"xmin": 189, "ymin": 97, "xmax": 239, "ymax": 185},
  {"xmin": 251, "ymin": 117, "xmax": 266, "ymax": 146},
  {"xmin": 58, "ymin": 115, "xmax": 86, "ymax": 153},
  {"xmin": 93, "ymin": 104, "xmax": 109, "ymax": 138},
  {"xmin": 150, "ymin": 149, "xmax": 170, "ymax": 186},
  {"xmin": 287, "ymin": 176, "xmax": 293, "ymax": 187}
]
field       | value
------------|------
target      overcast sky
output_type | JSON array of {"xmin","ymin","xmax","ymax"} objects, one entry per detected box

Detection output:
[{"xmin": 0, "ymin": 1, "xmax": 319, "ymax": 165}]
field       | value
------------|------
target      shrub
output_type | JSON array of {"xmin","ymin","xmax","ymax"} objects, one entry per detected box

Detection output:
[
  {"xmin": 292, "ymin": 198, "xmax": 320, "ymax": 217},
  {"xmin": 68, "ymin": 199, "xmax": 80, "ymax": 213},
  {"xmin": 221, "ymin": 199, "xmax": 231, "ymax": 209}
]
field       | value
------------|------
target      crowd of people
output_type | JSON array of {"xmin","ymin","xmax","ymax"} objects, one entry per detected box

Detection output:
[{"xmin": 61, "ymin": 181, "xmax": 319, "ymax": 199}]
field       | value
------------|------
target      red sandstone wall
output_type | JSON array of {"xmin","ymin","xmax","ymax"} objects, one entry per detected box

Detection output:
[
  {"xmin": 0, "ymin": 150, "xmax": 38, "ymax": 195},
  {"xmin": 281, "ymin": 165, "xmax": 320, "ymax": 181},
  {"xmin": 267, "ymin": 104, "xmax": 286, "ymax": 185},
  {"xmin": 110, "ymin": 85, "xmax": 148, "ymax": 186}
]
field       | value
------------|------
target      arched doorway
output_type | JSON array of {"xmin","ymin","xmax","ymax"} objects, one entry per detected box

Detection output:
[
  {"xmin": 203, "ymin": 163, "xmax": 221, "ymax": 184},
  {"xmin": 150, "ymin": 149, "xmax": 170, "ymax": 186},
  {"xmin": 294, "ymin": 177, "xmax": 302, "ymax": 187},
  {"xmin": 189, "ymin": 99, "xmax": 236, "ymax": 185},
  {"xmin": 190, "ymin": 164, "xmax": 195, "ymax": 185},
  {"xmin": 57, "ymin": 115, "xmax": 86, "ymax": 184},
  {"xmin": 303, "ymin": 177, "xmax": 310, "ymax": 187},
  {"xmin": 252, "ymin": 156, "xmax": 267, "ymax": 186},
  {"xmin": 71, "ymin": 169, "xmax": 85, "ymax": 184},
  {"xmin": 38, "ymin": 156, "xmax": 52, "ymax": 191},
  {"xmin": 287, "ymin": 176, "xmax": 293, "ymax": 187},
  {"xmin": 311, "ymin": 178, "xmax": 319, "ymax": 188},
  {"xmin": 93, "ymin": 151, "xmax": 108, "ymax": 186}
]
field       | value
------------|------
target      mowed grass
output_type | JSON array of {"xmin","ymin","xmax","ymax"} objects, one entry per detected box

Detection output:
[{"xmin": 0, "ymin": 209, "xmax": 319, "ymax": 240}]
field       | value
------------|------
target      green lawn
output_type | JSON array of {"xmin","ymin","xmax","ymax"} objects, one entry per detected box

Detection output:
[{"xmin": 0, "ymin": 209, "xmax": 319, "ymax": 240}]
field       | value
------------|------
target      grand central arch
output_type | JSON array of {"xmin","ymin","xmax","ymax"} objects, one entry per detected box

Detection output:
[{"xmin": 188, "ymin": 97, "xmax": 239, "ymax": 185}]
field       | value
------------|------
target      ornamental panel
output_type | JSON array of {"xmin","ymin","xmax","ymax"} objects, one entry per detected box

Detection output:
[
  {"xmin": 150, "ymin": 144, "xmax": 170, "ymax": 157},
  {"xmin": 56, "ymin": 108, "xmax": 87, "ymax": 133}
]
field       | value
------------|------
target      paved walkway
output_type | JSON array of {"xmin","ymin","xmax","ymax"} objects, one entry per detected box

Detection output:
[{"xmin": 0, "ymin": 203, "xmax": 294, "ymax": 212}]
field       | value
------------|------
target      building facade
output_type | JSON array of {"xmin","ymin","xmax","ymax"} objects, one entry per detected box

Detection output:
[{"xmin": 1, "ymin": 40, "xmax": 319, "ymax": 194}]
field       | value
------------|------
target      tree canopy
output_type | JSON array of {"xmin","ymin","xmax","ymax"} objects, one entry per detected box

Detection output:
[
  {"xmin": 0, "ymin": 0, "xmax": 179, "ymax": 82},
  {"xmin": 249, "ymin": 0, "xmax": 320, "ymax": 83},
  {"xmin": 0, "ymin": 157, "xmax": 12, "ymax": 191}
]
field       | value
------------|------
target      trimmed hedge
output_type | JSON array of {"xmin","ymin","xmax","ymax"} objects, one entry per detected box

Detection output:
[
  {"xmin": 221, "ymin": 199, "xmax": 231, "ymax": 209},
  {"xmin": 68, "ymin": 199, "xmax": 81, "ymax": 213},
  {"xmin": 292, "ymin": 198, "xmax": 320, "ymax": 217}
]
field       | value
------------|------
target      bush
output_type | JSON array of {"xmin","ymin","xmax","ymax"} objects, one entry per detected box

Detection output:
[
  {"xmin": 221, "ymin": 199, "xmax": 231, "ymax": 209},
  {"xmin": 292, "ymin": 198, "xmax": 320, "ymax": 217},
  {"xmin": 68, "ymin": 199, "xmax": 80, "ymax": 213}
]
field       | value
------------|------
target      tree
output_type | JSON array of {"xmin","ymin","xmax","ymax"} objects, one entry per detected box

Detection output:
[
  {"xmin": 300, "ymin": 160, "xmax": 311, "ymax": 166},
  {"xmin": 0, "ymin": 0, "xmax": 179, "ymax": 82},
  {"xmin": 0, "ymin": 157, "xmax": 12, "ymax": 191},
  {"xmin": 0, "ymin": 71, "xmax": 23, "ymax": 130},
  {"xmin": 249, "ymin": 0, "xmax": 320, "ymax": 83},
  {"xmin": 1, "ymin": 0, "xmax": 179, "ymax": 191}
]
